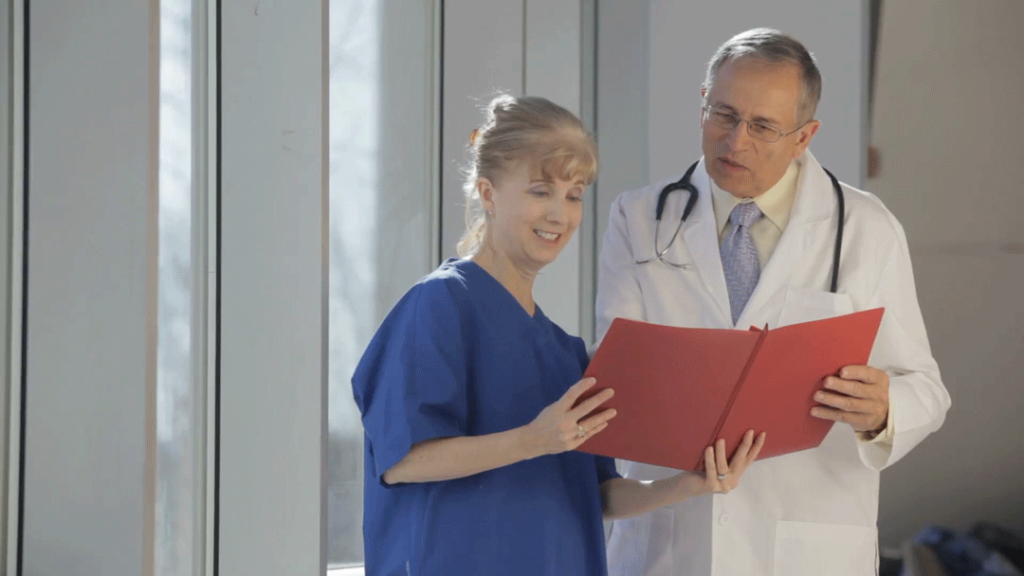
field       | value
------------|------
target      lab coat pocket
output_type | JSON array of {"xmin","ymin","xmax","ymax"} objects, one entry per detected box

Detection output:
[
  {"xmin": 774, "ymin": 520, "xmax": 878, "ymax": 576},
  {"xmin": 778, "ymin": 285, "xmax": 855, "ymax": 326}
]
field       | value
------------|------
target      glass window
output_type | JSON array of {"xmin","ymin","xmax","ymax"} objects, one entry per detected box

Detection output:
[
  {"xmin": 157, "ymin": 1, "xmax": 199, "ymax": 575},
  {"xmin": 327, "ymin": 0, "xmax": 439, "ymax": 568}
]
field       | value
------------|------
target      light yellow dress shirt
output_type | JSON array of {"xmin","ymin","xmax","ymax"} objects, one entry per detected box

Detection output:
[
  {"xmin": 710, "ymin": 159, "xmax": 799, "ymax": 267},
  {"xmin": 709, "ymin": 159, "xmax": 895, "ymax": 444}
]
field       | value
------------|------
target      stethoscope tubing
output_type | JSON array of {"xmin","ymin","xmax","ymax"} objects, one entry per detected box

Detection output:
[{"xmin": 650, "ymin": 159, "xmax": 845, "ymax": 293}]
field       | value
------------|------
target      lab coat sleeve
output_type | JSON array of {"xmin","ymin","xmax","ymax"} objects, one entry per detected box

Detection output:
[
  {"xmin": 594, "ymin": 193, "xmax": 648, "ymax": 347},
  {"xmin": 351, "ymin": 280, "xmax": 469, "ymax": 486},
  {"xmin": 856, "ymin": 220, "xmax": 951, "ymax": 470}
]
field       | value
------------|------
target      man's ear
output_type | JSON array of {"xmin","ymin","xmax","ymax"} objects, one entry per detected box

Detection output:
[
  {"xmin": 700, "ymin": 87, "xmax": 709, "ymax": 126},
  {"xmin": 793, "ymin": 119, "xmax": 821, "ymax": 156}
]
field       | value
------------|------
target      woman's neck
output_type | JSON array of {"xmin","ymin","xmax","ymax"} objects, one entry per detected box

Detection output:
[{"xmin": 470, "ymin": 244, "xmax": 538, "ymax": 316}]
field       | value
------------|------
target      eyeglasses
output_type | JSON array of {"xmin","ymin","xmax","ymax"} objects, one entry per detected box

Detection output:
[{"xmin": 701, "ymin": 105, "xmax": 808, "ymax": 143}]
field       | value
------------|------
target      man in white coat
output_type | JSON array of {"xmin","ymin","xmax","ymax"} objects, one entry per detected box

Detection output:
[{"xmin": 597, "ymin": 29, "xmax": 950, "ymax": 576}]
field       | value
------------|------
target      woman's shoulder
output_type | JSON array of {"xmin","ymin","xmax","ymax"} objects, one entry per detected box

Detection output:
[
  {"xmin": 360, "ymin": 261, "xmax": 473, "ymax": 358},
  {"xmin": 540, "ymin": 313, "xmax": 589, "ymax": 365},
  {"xmin": 385, "ymin": 258, "xmax": 485, "ymax": 326},
  {"xmin": 409, "ymin": 258, "xmax": 475, "ymax": 303},
  {"xmin": 544, "ymin": 317, "xmax": 584, "ymax": 345}
]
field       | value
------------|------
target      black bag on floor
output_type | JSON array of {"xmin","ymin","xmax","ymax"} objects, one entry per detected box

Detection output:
[
  {"xmin": 914, "ymin": 525, "xmax": 1022, "ymax": 576},
  {"xmin": 970, "ymin": 523, "xmax": 1024, "ymax": 572}
]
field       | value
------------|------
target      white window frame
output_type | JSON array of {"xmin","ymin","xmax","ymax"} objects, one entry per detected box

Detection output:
[
  {"xmin": 215, "ymin": 1, "xmax": 329, "ymax": 574},
  {"xmin": 19, "ymin": 1, "xmax": 161, "ymax": 575},
  {"xmin": 3, "ymin": 0, "xmax": 26, "ymax": 570}
]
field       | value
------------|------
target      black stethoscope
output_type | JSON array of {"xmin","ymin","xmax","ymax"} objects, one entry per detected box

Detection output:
[{"xmin": 636, "ymin": 159, "xmax": 846, "ymax": 293}]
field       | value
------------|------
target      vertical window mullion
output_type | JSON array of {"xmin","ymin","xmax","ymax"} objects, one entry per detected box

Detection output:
[{"xmin": 2, "ymin": 0, "xmax": 26, "ymax": 571}]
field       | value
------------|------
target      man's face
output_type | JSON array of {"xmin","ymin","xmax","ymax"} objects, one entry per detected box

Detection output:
[{"xmin": 700, "ymin": 56, "xmax": 820, "ymax": 198}]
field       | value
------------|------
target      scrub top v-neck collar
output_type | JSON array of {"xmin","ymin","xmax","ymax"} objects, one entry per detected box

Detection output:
[{"xmin": 453, "ymin": 258, "xmax": 549, "ymax": 325}]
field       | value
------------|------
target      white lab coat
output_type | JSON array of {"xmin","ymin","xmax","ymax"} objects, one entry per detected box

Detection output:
[{"xmin": 596, "ymin": 152, "xmax": 950, "ymax": 576}]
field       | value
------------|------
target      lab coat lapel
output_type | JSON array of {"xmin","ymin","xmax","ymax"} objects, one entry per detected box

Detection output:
[
  {"xmin": 735, "ymin": 151, "xmax": 835, "ymax": 329},
  {"xmin": 684, "ymin": 161, "xmax": 732, "ymax": 325}
]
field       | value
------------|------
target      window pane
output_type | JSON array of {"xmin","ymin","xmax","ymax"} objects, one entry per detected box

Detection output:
[
  {"xmin": 157, "ymin": 1, "xmax": 197, "ymax": 575},
  {"xmin": 328, "ymin": 0, "xmax": 437, "ymax": 567}
]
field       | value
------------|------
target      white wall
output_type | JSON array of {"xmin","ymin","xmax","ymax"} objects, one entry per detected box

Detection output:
[
  {"xmin": 869, "ymin": 0, "xmax": 1024, "ymax": 546},
  {"xmin": 22, "ymin": 2, "xmax": 159, "ymax": 575}
]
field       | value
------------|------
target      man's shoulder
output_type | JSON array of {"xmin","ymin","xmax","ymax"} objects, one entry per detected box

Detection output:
[
  {"xmin": 802, "ymin": 151, "xmax": 905, "ymax": 241},
  {"xmin": 837, "ymin": 182, "xmax": 908, "ymax": 243},
  {"xmin": 611, "ymin": 174, "xmax": 689, "ymax": 214}
]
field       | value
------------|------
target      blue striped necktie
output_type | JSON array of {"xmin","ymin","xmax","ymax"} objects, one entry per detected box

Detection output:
[{"xmin": 721, "ymin": 201, "xmax": 763, "ymax": 325}]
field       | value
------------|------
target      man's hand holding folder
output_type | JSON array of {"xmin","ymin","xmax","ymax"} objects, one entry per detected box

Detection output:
[{"xmin": 575, "ymin": 308, "xmax": 885, "ymax": 471}]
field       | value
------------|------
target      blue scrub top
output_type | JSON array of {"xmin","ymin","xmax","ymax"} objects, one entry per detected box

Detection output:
[{"xmin": 352, "ymin": 258, "xmax": 619, "ymax": 576}]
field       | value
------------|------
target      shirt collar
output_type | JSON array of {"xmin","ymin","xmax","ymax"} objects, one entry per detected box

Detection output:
[{"xmin": 711, "ymin": 159, "xmax": 801, "ymax": 234}]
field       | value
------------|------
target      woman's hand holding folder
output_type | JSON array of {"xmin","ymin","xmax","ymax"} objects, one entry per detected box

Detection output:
[
  {"xmin": 695, "ymin": 430, "xmax": 768, "ymax": 494},
  {"xmin": 599, "ymin": 430, "xmax": 767, "ymax": 521}
]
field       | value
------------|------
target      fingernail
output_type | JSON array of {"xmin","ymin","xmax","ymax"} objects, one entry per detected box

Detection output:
[{"xmin": 814, "ymin": 391, "xmax": 825, "ymax": 401}]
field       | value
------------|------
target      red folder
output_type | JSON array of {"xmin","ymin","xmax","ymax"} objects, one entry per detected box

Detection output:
[{"xmin": 576, "ymin": 308, "xmax": 884, "ymax": 471}]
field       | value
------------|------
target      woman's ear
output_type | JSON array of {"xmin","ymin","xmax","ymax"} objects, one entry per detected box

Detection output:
[{"xmin": 478, "ymin": 178, "xmax": 496, "ymax": 214}]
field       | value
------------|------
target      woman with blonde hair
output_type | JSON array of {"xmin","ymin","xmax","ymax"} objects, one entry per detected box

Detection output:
[{"xmin": 352, "ymin": 94, "xmax": 765, "ymax": 576}]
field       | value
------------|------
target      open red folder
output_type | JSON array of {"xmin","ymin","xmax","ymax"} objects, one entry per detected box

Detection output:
[{"xmin": 576, "ymin": 308, "xmax": 885, "ymax": 471}]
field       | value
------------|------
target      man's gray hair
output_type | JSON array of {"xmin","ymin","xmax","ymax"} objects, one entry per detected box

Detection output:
[{"xmin": 703, "ymin": 28, "xmax": 822, "ymax": 124}]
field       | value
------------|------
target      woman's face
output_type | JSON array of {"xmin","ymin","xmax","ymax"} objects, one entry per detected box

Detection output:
[{"xmin": 479, "ymin": 161, "xmax": 585, "ymax": 274}]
